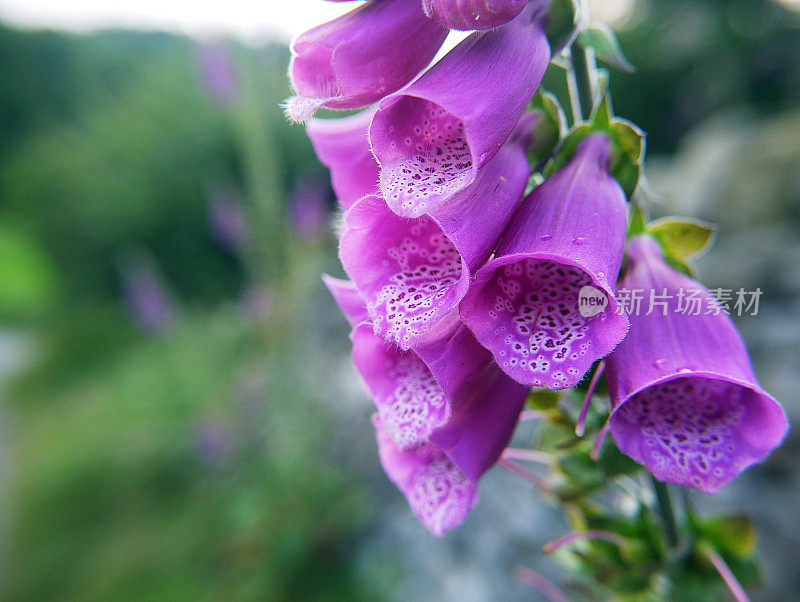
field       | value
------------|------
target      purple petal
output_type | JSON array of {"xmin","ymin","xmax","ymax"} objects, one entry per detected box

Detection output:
[
  {"xmin": 350, "ymin": 312, "xmax": 487, "ymax": 450},
  {"xmin": 328, "ymin": 280, "xmax": 527, "ymax": 490},
  {"xmin": 429, "ymin": 355, "xmax": 528, "ymax": 482},
  {"xmin": 287, "ymin": 0, "xmax": 448, "ymax": 120},
  {"xmin": 340, "ymin": 130, "xmax": 529, "ymax": 348},
  {"xmin": 306, "ymin": 108, "xmax": 379, "ymax": 209},
  {"xmin": 460, "ymin": 134, "xmax": 629, "ymax": 389},
  {"xmin": 353, "ymin": 323, "xmax": 453, "ymax": 450},
  {"xmin": 353, "ymin": 314, "xmax": 526, "ymax": 478},
  {"xmin": 373, "ymin": 414, "xmax": 478, "ymax": 536},
  {"xmin": 605, "ymin": 234, "xmax": 788, "ymax": 493},
  {"xmin": 369, "ymin": 5, "xmax": 549, "ymax": 217},
  {"xmin": 322, "ymin": 275, "xmax": 370, "ymax": 328},
  {"xmin": 422, "ymin": 0, "xmax": 531, "ymax": 30}
]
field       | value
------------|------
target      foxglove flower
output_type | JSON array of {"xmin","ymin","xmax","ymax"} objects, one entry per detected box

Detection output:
[
  {"xmin": 285, "ymin": 0, "xmax": 448, "ymax": 122},
  {"xmin": 460, "ymin": 133, "xmax": 629, "ymax": 389},
  {"xmin": 207, "ymin": 187, "xmax": 248, "ymax": 251},
  {"xmin": 369, "ymin": 3, "xmax": 549, "ymax": 217},
  {"xmin": 306, "ymin": 108, "xmax": 379, "ymax": 209},
  {"xmin": 605, "ymin": 234, "xmax": 788, "ymax": 493},
  {"xmin": 289, "ymin": 182, "xmax": 329, "ymax": 238},
  {"xmin": 121, "ymin": 260, "xmax": 174, "ymax": 334},
  {"xmin": 340, "ymin": 116, "xmax": 533, "ymax": 348},
  {"xmin": 422, "ymin": 0, "xmax": 528, "ymax": 30},
  {"xmin": 197, "ymin": 41, "xmax": 237, "ymax": 106},
  {"xmin": 373, "ymin": 415, "xmax": 478, "ymax": 536},
  {"xmin": 324, "ymin": 277, "xmax": 527, "ymax": 476}
]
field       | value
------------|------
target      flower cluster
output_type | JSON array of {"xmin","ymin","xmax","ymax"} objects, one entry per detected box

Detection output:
[{"xmin": 288, "ymin": 0, "xmax": 788, "ymax": 536}]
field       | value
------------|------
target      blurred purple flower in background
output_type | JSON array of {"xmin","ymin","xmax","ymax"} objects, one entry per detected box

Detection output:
[
  {"xmin": 207, "ymin": 186, "xmax": 249, "ymax": 251},
  {"xmin": 193, "ymin": 420, "xmax": 234, "ymax": 468},
  {"xmin": 196, "ymin": 40, "xmax": 238, "ymax": 106},
  {"xmin": 289, "ymin": 182, "xmax": 329, "ymax": 239},
  {"xmin": 121, "ymin": 259, "xmax": 174, "ymax": 334},
  {"xmin": 241, "ymin": 284, "xmax": 274, "ymax": 325}
]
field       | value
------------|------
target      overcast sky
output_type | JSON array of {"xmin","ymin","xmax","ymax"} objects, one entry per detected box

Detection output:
[
  {"xmin": 1, "ymin": 0, "xmax": 797, "ymax": 42},
  {"xmin": 0, "ymin": 0, "xmax": 354, "ymax": 41}
]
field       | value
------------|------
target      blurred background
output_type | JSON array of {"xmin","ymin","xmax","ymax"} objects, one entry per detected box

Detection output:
[{"xmin": 0, "ymin": 0, "xmax": 798, "ymax": 599}]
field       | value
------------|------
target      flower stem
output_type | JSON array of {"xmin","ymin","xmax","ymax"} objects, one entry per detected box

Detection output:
[
  {"xmin": 704, "ymin": 545, "xmax": 751, "ymax": 602},
  {"xmin": 515, "ymin": 566, "xmax": 573, "ymax": 602},
  {"xmin": 589, "ymin": 419, "xmax": 610, "ymax": 461},
  {"xmin": 502, "ymin": 447, "xmax": 555, "ymax": 466},
  {"xmin": 542, "ymin": 529, "xmax": 626, "ymax": 554},
  {"xmin": 650, "ymin": 476, "xmax": 679, "ymax": 548},
  {"xmin": 567, "ymin": 42, "xmax": 598, "ymax": 122},
  {"xmin": 520, "ymin": 409, "xmax": 548, "ymax": 421},
  {"xmin": 499, "ymin": 458, "xmax": 552, "ymax": 494},
  {"xmin": 576, "ymin": 360, "xmax": 605, "ymax": 436}
]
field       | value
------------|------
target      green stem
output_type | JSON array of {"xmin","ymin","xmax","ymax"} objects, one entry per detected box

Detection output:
[
  {"xmin": 651, "ymin": 476, "xmax": 679, "ymax": 549},
  {"xmin": 232, "ymin": 46, "xmax": 287, "ymax": 284},
  {"xmin": 568, "ymin": 43, "xmax": 597, "ymax": 122}
]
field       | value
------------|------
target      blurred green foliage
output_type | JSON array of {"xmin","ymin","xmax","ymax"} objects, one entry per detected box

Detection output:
[
  {"xmin": 0, "ymin": 22, "xmax": 374, "ymax": 601},
  {"xmin": 541, "ymin": 0, "xmax": 800, "ymax": 153},
  {"xmin": 0, "ymin": 0, "xmax": 798, "ymax": 598},
  {"xmin": 5, "ymin": 306, "xmax": 374, "ymax": 600}
]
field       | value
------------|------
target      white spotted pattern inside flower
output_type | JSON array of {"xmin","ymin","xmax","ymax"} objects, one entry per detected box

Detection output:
[
  {"xmin": 381, "ymin": 101, "xmax": 473, "ymax": 214},
  {"xmin": 408, "ymin": 452, "xmax": 475, "ymax": 536},
  {"xmin": 482, "ymin": 259, "xmax": 600, "ymax": 388},
  {"xmin": 380, "ymin": 354, "xmax": 449, "ymax": 451},
  {"xmin": 617, "ymin": 377, "xmax": 747, "ymax": 489},
  {"xmin": 368, "ymin": 216, "xmax": 463, "ymax": 348}
]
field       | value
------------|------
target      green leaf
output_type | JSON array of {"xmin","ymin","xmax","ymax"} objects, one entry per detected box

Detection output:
[
  {"xmin": 596, "ymin": 441, "xmax": 641, "ymax": 477},
  {"xmin": 695, "ymin": 515, "xmax": 757, "ymax": 559},
  {"xmin": 530, "ymin": 89, "xmax": 567, "ymax": 133},
  {"xmin": 609, "ymin": 119, "xmax": 646, "ymax": 199},
  {"xmin": 612, "ymin": 160, "xmax": 641, "ymax": 201},
  {"xmin": 543, "ymin": 124, "xmax": 593, "ymax": 176},
  {"xmin": 648, "ymin": 217, "xmax": 716, "ymax": 260},
  {"xmin": 526, "ymin": 90, "xmax": 565, "ymax": 165},
  {"xmin": 545, "ymin": 0, "xmax": 580, "ymax": 52},
  {"xmin": 627, "ymin": 203, "xmax": 648, "ymax": 237},
  {"xmin": 0, "ymin": 224, "xmax": 59, "ymax": 317},
  {"xmin": 577, "ymin": 24, "xmax": 636, "ymax": 73},
  {"xmin": 665, "ymin": 255, "xmax": 697, "ymax": 278},
  {"xmin": 527, "ymin": 388, "xmax": 561, "ymax": 411},
  {"xmin": 543, "ymin": 116, "xmax": 645, "ymax": 200},
  {"xmin": 610, "ymin": 118, "xmax": 645, "ymax": 163},
  {"xmin": 591, "ymin": 89, "xmax": 613, "ymax": 129}
]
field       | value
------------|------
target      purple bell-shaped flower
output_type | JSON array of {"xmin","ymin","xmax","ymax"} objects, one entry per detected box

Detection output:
[
  {"xmin": 373, "ymin": 415, "xmax": 478, "ymax": 537},
  {"xmin": 324, "ymin": 277, "xmax": 527, "ymax": 533},
  {"xmin": 369, "ymin": 4, "xmax": 549, "ymax": 217},
  {"xmin": 340, "ymin": 114, "xmax": 533, "ymax": 349},
  {"xmin": 460, "ymin": 133, "xmax": 630, "ymax": 389},
  {"xmin": 285, "ymin": 0, "xmax": 448, "ymax": 121},
  {"xmin": 605, "ymin": 234, "xmax": 788, "ymax": 493}
]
